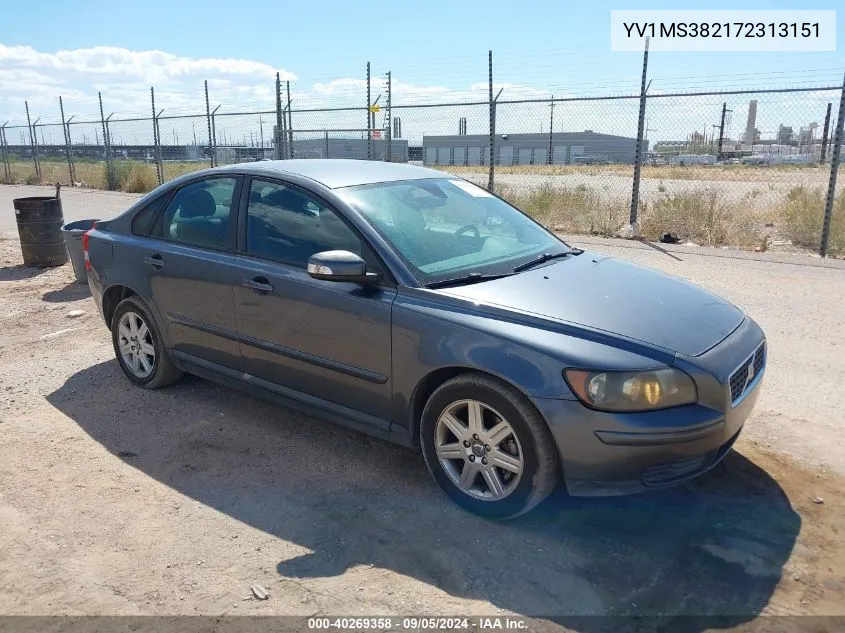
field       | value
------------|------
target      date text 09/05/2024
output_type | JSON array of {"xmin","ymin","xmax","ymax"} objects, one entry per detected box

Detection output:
[
  {"xmin": 623, "ymin": 22, "xmax": 820, "ymax": 39},
  {"xmin": 307, "ymin": 617, "xmax": 529, "ymax": 630}
]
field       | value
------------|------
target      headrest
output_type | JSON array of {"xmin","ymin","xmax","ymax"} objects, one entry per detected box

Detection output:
[{"xmin": 180, "ymin": 189, "xmax": 217, "ymax": 218}]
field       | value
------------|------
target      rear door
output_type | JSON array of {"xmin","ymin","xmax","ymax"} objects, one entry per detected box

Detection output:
[
  {"xmin": 137, "ymin": 175, "xmax": 243, "ymax": 370},
  {"xmin": 231, "ymin": 177, "xmax": 396, "ymax": 426}
]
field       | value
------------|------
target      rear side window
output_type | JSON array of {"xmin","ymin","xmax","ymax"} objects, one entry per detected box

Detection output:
[
  {"xmin": 152, "ymin": 177, "xmax": 238, "ymax": 249},
  {"xmin": 131, "ymin": 194, "xmax": 169, "ymax": 236}
]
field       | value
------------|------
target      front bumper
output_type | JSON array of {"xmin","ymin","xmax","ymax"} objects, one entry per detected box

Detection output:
[{"xmin": 534, "ymin": 317, "xmax": 766, "ymax": 496}]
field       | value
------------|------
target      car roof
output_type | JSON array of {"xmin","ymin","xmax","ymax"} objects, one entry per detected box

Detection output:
[{"xmin": 215, "ymin": 159, "xmax": 451, "ymax": 189}]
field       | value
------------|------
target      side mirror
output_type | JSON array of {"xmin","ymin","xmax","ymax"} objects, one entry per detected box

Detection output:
[{"xmin": 307, "ymin": 250, "xmax": 381, "ymax": 284}]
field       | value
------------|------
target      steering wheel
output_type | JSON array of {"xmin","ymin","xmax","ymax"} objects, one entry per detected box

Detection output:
[{"xmin": 455, "ymin": 224, "xmax": 480, "ymax": 239}]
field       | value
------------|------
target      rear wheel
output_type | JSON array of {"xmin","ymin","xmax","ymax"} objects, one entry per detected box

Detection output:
[
  {"xmin": 420, "ymin": 373, "xmax": 559, "ymax": 519},
  {"xmin": 111, "ymin": 296, "xmax": 182, "ymax": 389}
]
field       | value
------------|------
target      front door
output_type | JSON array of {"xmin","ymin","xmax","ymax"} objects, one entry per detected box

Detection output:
[
  {"xmin": 141, "ymin": 176, "xmax": 243, "ymax": 370},
  {"xmin": 231, "ymin": 178, "xmax": 395, "ymax": 426}
]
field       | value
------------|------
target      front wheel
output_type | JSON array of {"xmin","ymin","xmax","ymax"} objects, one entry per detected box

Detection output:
[
  {"xmin": 111, "ymin": 296, "xmax": 183, "ymax": 389},
  {"xmin": 420, "ymin": 373, "xmax": 559, "ymax": 519}
]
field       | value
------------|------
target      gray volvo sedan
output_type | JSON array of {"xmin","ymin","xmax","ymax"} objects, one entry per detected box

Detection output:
[{"xmin": 84, "ymin": 159, "xmax": 766, "ymax": 518}]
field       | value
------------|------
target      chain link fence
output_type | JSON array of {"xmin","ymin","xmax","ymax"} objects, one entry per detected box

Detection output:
[{"xmin": 1, "ymin": 59, "xmax": 842, "ymax": 256}]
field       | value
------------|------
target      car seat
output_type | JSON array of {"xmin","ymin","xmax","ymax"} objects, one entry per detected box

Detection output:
[{"xmin": 175, "ymin": 189, "xmax": 225, "ymax": 248}]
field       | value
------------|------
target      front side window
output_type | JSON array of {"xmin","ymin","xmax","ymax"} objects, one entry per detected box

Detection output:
[
  {"xmin": 246, "ymin": 179, "xmax": 362, "ymax": 267},
  {"xmin": 153, "ymin": 177, "xmax": 237, "ymax": 249},
  {"xmin": 338, "ymin": 178, "xmax": 566, "ymax": 284}
]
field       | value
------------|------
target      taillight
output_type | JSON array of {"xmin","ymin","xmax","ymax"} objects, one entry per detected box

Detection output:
[{"xmin": 82, "ymin": 223, "xmax": 95, "ymax": 271}]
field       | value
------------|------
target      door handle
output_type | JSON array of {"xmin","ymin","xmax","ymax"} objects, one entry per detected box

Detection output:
[
  {"xmin": 241, "ymin": 276, "xmax": 274, "ymax": 293},
  {"xmin": 143, "ymin": 254, "xmax": 165, "ymax": 269}
]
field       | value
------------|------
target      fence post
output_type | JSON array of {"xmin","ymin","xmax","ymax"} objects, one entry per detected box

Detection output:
[
  {"xmin": 628, "ymin": 36, "xmax": 650, "ymax": 233},
  {"xmin": 99, "ymin": 92, "xmax": 115, "ymax": 190},
  {"xmin": 59, "ymin": 96, "xmax": 75, "ymax": 185},
  {"xmin": 548, "ymin": 96, "xmax": 555, "ymax": 165},
  {"xmin": 487, "ymin": 51, "xmax": 495, "ymax": 191},
  {"xmin": 155, "ymin": 112, "xmax": 164, "ymax": 181},
  {"xmin": 820, "ymin": 102, "xmax": 832, "ymax": 164},
  {"xmin": 367, "ymin": 62, "xmax": 373, "ymax": 160},
  {"xmin": 65, "ymin": 116, "xmax": 77, "ymax": 184},
  {"xmin": 274, "ymin": 73, "xmax": 283, "ymax": 160},
  {"xmin": 819, "ymin": 72, "xmax": 845, "ymax": 257},
  {"xmin": 717, "ymin": 102, "xmax": 728, "ymax": 160},
  {"xmin": 204, "ymin": 81, "xmax": 214, "ymax": 168},
  {"xmin": 25, "ymin": 101, "xmax": 41, "ymax": 183},
  {"xmin": 366, "ymin": 62, "xmax": 372, "ymax": 160},
  {"xmin": 151, "ymin": 87, "xmax": 163, "ymax": 185},
  {"xmin": 0, "ymin": 124, "xmax": 10, "ymax": 183},
  {"xmin": 286, "ymin": 81, "xmax": 293, "ymax": 159},
  {"xmin": 385, "ymin": 72, "xmax": 392, "ymax": 163},
  {"xmin": 211, "ymin": 106, "xmax": 220, "ymax": 166},
  {"xmin": 325, "ymin": 130, "xmax": 330, "ymax": 158}
]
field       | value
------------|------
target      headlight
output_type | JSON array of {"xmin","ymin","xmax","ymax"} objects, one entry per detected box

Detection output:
[{"xmin": 563, "ymin": 368, "xmax": 697, "ymax": 412}]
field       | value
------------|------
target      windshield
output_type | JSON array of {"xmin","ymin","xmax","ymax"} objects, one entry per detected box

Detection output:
[{"xmin": 338, "ymin": 178, "xmax": 567, "ymax": 285}]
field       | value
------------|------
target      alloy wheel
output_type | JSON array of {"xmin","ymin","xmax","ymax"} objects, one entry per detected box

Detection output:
[
  {"xmin": 117, "ymin": 311, "xmax": 156, "ymax": 379},
  {"xmin": 434, "ymin": 399, "xmax": 524, "ymax": 501}
]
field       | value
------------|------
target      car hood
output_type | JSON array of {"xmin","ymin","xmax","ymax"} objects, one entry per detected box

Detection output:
[{"xmin": 438, "ymin": 252, "xmax": 744, "ymax": 357}]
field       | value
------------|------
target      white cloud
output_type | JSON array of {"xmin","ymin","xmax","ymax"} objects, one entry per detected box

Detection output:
[
  {"xmin": 0, "ymin": 44, "xmax": 295, "ymax": 83},
  {"xmin": 0, "ymin": 42, "xmax": 297, "ymax": 123}
]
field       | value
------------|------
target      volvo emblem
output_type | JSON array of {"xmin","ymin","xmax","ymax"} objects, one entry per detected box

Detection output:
[{"xmin": 745, "ymin": 363, "xmax": 755, "ymax": 390}]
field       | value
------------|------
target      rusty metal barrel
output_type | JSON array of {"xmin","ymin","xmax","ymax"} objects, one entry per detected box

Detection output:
[{"xmin": 12, "ymin": 195, "xmax": 69, "ymax": 267}]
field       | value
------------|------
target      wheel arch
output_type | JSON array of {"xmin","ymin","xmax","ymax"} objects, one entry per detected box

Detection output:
[
  {"xmin": 102, "ymin": 284, "xmax": 174, "ymax": 352},
  {"xmin": 407, "ymin": 366, "xmax": 550, "ymax": 449},
  {"xmin": 102, "ymin": 284, "xmax": 138, "ymax": 327}
]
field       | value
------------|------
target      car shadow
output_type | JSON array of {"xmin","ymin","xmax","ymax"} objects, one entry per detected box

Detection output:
[
  {"xmin": 42, "ymin": 281, "xmax": 91, "ymax": 302},
  {"xmin": 0, "ymin": 264, "xmax": 53, "ymax": 281},
  {"xmin": 47, "ymin": 360, "xmax": 799, "ymax": 628}
]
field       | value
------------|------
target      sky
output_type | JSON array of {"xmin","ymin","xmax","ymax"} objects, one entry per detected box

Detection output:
[{"xmin": 1, "ymin": 0, "xmax": 843, "ymax": 145}]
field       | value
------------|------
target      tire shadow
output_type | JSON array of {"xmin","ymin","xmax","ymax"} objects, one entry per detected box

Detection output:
[{"xmin": 47, "ymin": 361, "xmax": 800, "ymax": 629}]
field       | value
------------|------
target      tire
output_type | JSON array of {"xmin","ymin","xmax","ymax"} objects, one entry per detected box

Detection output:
[
  {"xmin": 111, "ymin": 296, "xmax": 183, "ymax": 389},
  {"xmin": 420, "ymin": 373, "xmax": 559, "ymax": 519}
]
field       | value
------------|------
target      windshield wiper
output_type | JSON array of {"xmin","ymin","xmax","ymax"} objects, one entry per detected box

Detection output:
[
  {"xmin": 512, "ymin": 248, "xmax": 583, "ymax": 273},
  {"xmin": 426, "ymin": 272, "xmax": 515, "ymax": 289}
]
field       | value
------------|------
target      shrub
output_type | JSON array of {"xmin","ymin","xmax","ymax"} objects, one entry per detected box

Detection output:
[
  {"xmin": 639, "ymin": 188, "xmax": 760, "ymax": 248},
  {"xmin": 779, "ymin": 186, "xmax": 845, "ymax": 256},
  {"xmin": 500, "ymin": 184, "xmax": 627, "ymax": 236},
  {"xmin": 112, "ymin": 161, "xmax": 158, "ymax": 193}
]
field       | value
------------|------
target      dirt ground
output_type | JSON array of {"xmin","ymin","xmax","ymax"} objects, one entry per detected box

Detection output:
[{"xmin": 1, "ymin": 223, "xmax": 845, "ymax": 628}]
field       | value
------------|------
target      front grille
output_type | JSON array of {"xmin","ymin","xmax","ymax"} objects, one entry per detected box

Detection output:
[
  {"xmin": 728, "ymin": 342, "xmax": 766, "ymax": 404},
  {"xmin": 642, "ymin": 451, "xmax": 716, "ymax": 486}
]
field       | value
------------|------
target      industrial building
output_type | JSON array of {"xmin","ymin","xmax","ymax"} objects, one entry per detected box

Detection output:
[
  {"xmin": 288, "ymin": 138, "xmax": 408, "ymax": 162},
  {"xmin": 422, "ymin": 131, "xmax": 645, "ymax": 166}
]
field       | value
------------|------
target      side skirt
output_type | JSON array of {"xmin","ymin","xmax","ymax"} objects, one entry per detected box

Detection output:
[{"xmin": 171, "ymin": 350, "xmax": 412, "ymax": 449}]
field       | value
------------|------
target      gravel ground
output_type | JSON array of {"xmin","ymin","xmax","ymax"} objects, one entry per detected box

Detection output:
[{"xmin": 1, "ymin": 186, "xmax": 844, "ymax": 626}]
